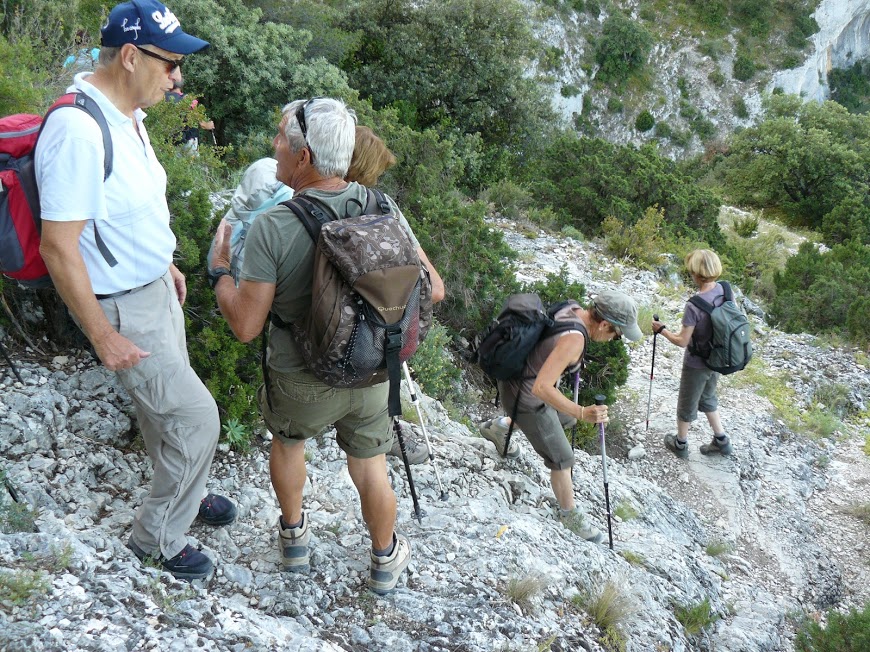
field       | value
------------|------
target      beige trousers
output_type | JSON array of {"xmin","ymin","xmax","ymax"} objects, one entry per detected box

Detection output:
[{"xmin": 99, "ymin": 271, "xmax": 219, "ymax": 559}]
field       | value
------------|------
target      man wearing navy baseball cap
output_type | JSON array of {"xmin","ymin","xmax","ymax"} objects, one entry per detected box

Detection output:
[{"xmin": 35, "ymin": 0, "xmax": 233, "ymax": 582}]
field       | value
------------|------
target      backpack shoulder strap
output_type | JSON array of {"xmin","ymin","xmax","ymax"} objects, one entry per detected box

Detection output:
[
  {"xmin": 718, "ymin": 280, "xmax": 733, "ymax": 302},
  {"xmin": 366, "ymin": 187, "xmax": 391, "ymax": 215},
  {"xmin": 688, "ymin": 294, "xmax": 714, "ymax": 315},
  {"xmin": 42, "ymin": 92, "xmax": 113, "ymax": 180},
  {"xmin": 280, "ymin": 195, "xmax": 335, "ymax": 242}
]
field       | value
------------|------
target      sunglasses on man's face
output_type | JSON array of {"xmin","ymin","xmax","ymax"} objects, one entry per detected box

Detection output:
[{"xmin": 136, "ymin": 46, "xmax": 183, "ymax": 73}]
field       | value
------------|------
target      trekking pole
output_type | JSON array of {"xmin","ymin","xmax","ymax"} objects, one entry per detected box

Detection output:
[
  {"xmin": 596, "ymin": 394, "xmax": 614, "ymax": 550},
  {"xmin": 646, "ymin": 314, "xmax": 659, "ymax": 431},
  {"xmin": 0, "ymin": 337, "xmax": 24, "ymax": 384},
  {"xmin": 570, "ymin": 372, "xmax": 580, "ymax": 450},
  {"xmin": 392, "ymin": 417, "xmax": 423, "ymax": 524},
  {"xmin": 401, "ymin": 362, "xmax": 448, "ymax": 501}
]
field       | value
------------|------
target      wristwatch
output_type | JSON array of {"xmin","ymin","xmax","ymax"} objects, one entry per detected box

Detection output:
[{"xmin": 208, "ymin": 266, "xmax": 232, "ymax": 289}]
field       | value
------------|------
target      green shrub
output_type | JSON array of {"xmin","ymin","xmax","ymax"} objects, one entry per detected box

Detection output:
[
  {"xmin": 409, "ymin": 320, "xmax": 461, "ymax": 403},
  {"xmin": 607, "ymin": 97, "xmax": 624, "ymax": 114},
  {"xmin": 675, "ymin": 597, "xmax": 719, "ymax": 635},
  {"xmin": 733, "ymin": 96, "xmax": 749, "ymax": 119},
  {"xmin": 635, "ymin": 110, "xmax": 655, "ymax": 132},
  {"xmin": 561, "ymin": 83, "xmax": 581, "ymax": 98},
  {"xmin": 770, "ymin": 240, "xmax": 870, "ymax": 347},
  {"xmin": 482, "ymin": 180, "xmax": 532, "ymax": 220},
  {"xmin": 795, "ymin": 603, "xmax": 870, "ymax": 652},
  {"xmin": 410, "ymin": 195, "xmax": 519, "ymax": 335},
  {"xmin": 733, "ymin": 52, "xmax": 756, "ymax": 81},
  {"xmin": 830, "ymin": 61, "xmax": 870, "ymax": 114},
  {"xmin": 733, "ymin": 213, "xmax": 759, "ymax": 237},
  {"xmin": 529, "ymin": 134, "xmax": 722, "ymax": 245},
  {"xmin": 0, "ymin": 570, "xmax": 49, "ymax": 606},
  {"xmin": 602, "ymin": 206, "xmax": 667, "ymax": 267},
  {"xmin": 654, "ymin": 121, "xmax": 672, "ymax": 139},
  {"xmin": 595, "ymin": 11, "xmax": 653, "ymax": 85},
  {"xmin": 708, "ymin": 69, "xmax": 726, "ymax": 87}
]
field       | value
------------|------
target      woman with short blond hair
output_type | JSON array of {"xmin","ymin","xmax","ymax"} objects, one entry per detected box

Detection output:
[{"xmin": 652, "ymin": 249, "xmax": 734, "ymax": 458}]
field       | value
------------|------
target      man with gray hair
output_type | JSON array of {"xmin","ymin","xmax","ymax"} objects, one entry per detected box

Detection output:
[{"xmin": 210, "ymin": 98, "xmax": 444, "ymax": 593}]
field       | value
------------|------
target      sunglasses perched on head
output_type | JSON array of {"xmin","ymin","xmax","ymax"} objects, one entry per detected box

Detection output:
[
  {"xmin": 295, "ymin": 98, "xmax": 319, "ymax": 163},
  {"xmin": 136, "ymin": 46, "xmax": 183, "ymax": 73}
]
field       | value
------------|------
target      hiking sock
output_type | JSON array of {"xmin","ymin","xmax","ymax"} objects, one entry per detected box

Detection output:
[
  {"xmin": 713, "ymin": 433, "xmax": 728, "ymax": 442},
  {"xmin": 373, "ymin": 538, "xmax": 396, "ymax": 558},
  {"xmin": 674, "ymin": 438, "xmax": 688, "ymax": 450},
  {"xmin": 280, "ymin": 515, "xmax": 303, "ymax": 530}
]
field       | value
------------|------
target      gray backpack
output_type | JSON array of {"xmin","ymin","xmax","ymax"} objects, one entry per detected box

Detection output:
[
  {"xmin": 688, "ymin": 281, "xmax": 752, "ymax": 375},
  {"xmin": 271, "ymin": 188, "xmax": 433, "ymax": 417}
]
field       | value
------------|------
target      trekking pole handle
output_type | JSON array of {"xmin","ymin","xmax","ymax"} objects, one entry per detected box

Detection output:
[
  {"xmin": 595, "ymin": 394, "xmax": 605, "ymax": 406},
  {"xmin": 653, "ymin": 313, "xmax": 659, "ymax": 322}
]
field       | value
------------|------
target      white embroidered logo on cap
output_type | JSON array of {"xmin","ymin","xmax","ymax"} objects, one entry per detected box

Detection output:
[
  {"xmin": 121, "ymin": 18, "xmax": 142, "ymax": 39},
  {"xmin": 151, "ymin": 8, "xmax": 180, "ymax": 34}
]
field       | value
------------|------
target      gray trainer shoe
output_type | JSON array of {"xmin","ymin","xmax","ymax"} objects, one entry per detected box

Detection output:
[
  {"xmin": 387, "ymin": 428, "xmax": 429, "ymax": 465},
  {"xmin": 559, "ymin": 509, "xmax": 604, "ymax": 544},
  {"xmin": 369, "ymin": 533, "xmax": 411, "ymax": 595},
  {"xmin": 700, "ymin": 434, "xmax": 733, "ymax": 455},
  {"xmin": 664, "ymin": 434, "xmax": 689, "ymax": 459},
  {"xmin": 479, "ymin": 417, "xmax": 520, "ymax": 459},
  {"xmin": 278, "ymin": 512, "xmax": 310, "ymax": 573}
]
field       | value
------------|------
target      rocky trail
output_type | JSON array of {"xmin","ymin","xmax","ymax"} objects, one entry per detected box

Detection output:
[{"xmin": 1, "ymin": 219, "xmax": 869, "ymax": 652}]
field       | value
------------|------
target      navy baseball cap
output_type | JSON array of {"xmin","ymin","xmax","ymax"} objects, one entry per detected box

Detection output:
[{"xmin": 101, "ymin": 0, "xmax": 209, "ymax": 54}]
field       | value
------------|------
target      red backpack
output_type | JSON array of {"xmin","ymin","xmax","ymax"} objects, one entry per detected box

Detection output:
[{"xmin": 0, "ymin": 93, "xmax": 114, "ymax": 288}]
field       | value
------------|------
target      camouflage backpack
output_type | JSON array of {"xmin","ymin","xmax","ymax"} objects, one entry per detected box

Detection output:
[{"xmin": 273, "ymin": 188, "xmax": 433, "ymax": 416}]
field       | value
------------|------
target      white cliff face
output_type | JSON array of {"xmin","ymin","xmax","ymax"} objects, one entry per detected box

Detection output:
[{"xmin": 772, "ymin": 0, "xmax": 870, "ymax": 101}]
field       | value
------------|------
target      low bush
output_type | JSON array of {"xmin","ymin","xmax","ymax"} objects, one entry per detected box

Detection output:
[
  {"xmin": 733, "ymin": 96, "xmax": 749, "ymax": 119},
  {"xmin": 733, "ymin": 52, "xmax": 756, "ymax": 81},
  {"xmin": 635, "ymin": 110, "xmax": 655, "ymax": 132},
  {"xmin": 572, "ymin": 581, "xmax": 635, "ymax": 652},
  {"xmin": 733, "ymin": 213, "xmax": 759, "ymax": 237},
  {"xmin": 795, "ymin": 603, "xmax": 870, "ymax": 652},
  {"xmin": 602, "ymin": 206, "xmax": 667, "ymax": 268},
  {"xmin": 409, "ymin": 319, "xmax": 462, "ymax": 403}
]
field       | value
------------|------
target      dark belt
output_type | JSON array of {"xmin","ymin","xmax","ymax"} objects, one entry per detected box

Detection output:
[{"xmin": 95, "ymin": 278, "xmax": 156, "ymax": 300}]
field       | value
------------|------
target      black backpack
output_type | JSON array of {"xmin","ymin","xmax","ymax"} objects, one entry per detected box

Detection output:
[
  {"xmin": 688, "ymin": 281, "xmax": 753, "ymax": 375},
  {"xmin": 476, "ymin": 294, "xmax": 586, "ymax": 381}
]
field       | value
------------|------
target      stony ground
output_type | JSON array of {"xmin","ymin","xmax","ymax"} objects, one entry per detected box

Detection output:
[{"xmin": 1, "ymin": 218, "xmax": 868, "ymax": 652}]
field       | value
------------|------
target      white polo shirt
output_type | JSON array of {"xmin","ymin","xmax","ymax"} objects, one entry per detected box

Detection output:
[{"xmin": 35, "ymin": 73, "xmax": 176, "ymax": 295}]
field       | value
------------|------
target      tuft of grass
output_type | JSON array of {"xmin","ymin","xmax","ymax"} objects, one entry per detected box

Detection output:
[
  {"xmin": 146, "ymin": 575, "xmax": 197, "ymax": 614},
  {"xmin": 864, "ymin": 434, "xmax": 870, "ymax": 457},
  {"xmin": 675, "ymin": 597, "xmax": 719, "ymax": 635},
  {"xmin": 846, "ymin": 503, "xmax": 870, "ymax": 526},
  {"xmin": 401, "ymin": 404, "xmax": 421, "ymax": 425},
  {"xmin": 619, "ymin": 550, "xmax": 646, "ymax": 566},
  {"xmin": 733, "ymin": 213, "xmax": 759, "ymax": 237},
  {"xmin": 614, "ymin": 502, "xmax": 639, "ymax": 521},
  {"xmin": 705, "ymin": 540, "xmax": 733, "ymax": 557},
  {"xmin": 0, "ymin": 569, "xmax": 50, "ymax": 606},
  {"xmin": 572, "ymin": 580, "xmax": 635, "ymax": 650},
  {"xmin": 506, "ymin": 574, "xmax": 549, "ymax": 613}
]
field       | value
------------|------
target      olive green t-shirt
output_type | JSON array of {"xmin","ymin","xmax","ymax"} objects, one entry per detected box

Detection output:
[{"xmin": 241, "ymin": 182, "xmax": 420, "ymax": 373}]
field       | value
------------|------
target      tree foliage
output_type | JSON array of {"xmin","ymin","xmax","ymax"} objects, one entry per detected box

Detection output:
[
  {"xmin": 169, "ymin": 0, "xmax": 352, "ymax": 150},
  {"xmin": 529, "ymin": 135, "xmax": 723, "ymax": 245},
  {"xmin": 721, "ymin": 95, "xmax": 870, "ymax": 245},
  {"xmin": 337, "ymin": 0, "xmax": 555, "ymax": 184},
  {"xmin": 769, "ymin": 240, "xmax": 870, "ymax": 346},
  {"xmin": 594, "ymin": 11, "xmax": 652, "ymax": 85}
]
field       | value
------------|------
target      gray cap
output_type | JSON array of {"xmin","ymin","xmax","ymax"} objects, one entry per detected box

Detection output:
[{"xmin": 594, "ymin": 290, "xmax": 643, "ymax": 342}]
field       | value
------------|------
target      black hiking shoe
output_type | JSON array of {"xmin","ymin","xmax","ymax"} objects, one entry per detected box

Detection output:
[
  {"xmin": 198, "ymin": 493, "xmax": 237, "ymax": 526},
  {"xmin": 128, "ymin": 540, "xmax": 213, "ymax": 581},
  {"xmin": 700, "ymin": 434, "xmax": 733, "ymax": 455},
  {"xmin": 664, "ymin": 434, "xmax": 689, "ymax": 459}
]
